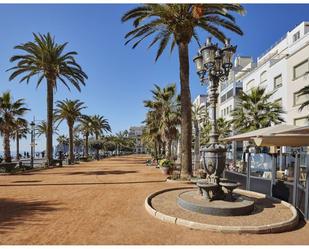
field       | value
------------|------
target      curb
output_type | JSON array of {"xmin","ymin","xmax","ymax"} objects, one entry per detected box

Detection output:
[
  {"xmin": 165, "ymin": 178, "xmax": 194, "ymax": 184},
  {"xmin": 145, "ymin": 187, "xmax": 299, "ymax": 234}
]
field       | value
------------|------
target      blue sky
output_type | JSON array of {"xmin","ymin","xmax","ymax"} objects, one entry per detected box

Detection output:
[{"xmin": 0, "ymin": 3, "xmax": 309, "ymax": 153}]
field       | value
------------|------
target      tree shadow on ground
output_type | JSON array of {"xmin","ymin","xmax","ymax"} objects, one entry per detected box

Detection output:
[
  {"xmin": 0, "ymin": 180, "xmax": 166, "ymax": 188},
  {"xmin": 0, "ymin": 199, "xmax": 61, "ymax": 234},
  {"xmin": 12, "ymin": 180, "xmax": 42, "ymax": 183},
  {"xmin": 64, "ymin": 170, "xmax": 137, "ymax": 176}
]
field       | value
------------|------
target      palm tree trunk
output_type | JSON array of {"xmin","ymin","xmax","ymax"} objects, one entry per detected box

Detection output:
[
  {"xmin": 178, "ymin": 41, "xmax": 192, "ymax": 179},
  {"xmin": 167, "ymin": 139, "xmax": 172, "ymax": 160},
  {"xmin": 194, "ymin": 121, "xmax": 200, "ymax": 175},
  {"xmin": 154, "ymin": 140, "xmax": 158, "ymax": 161},
  {"xmin": 95, "ymin": 134, "xmax": 99, "ymax": 160},
  {"xmin": 84, "ymin": 133, "xmax": 89, "ymax": 157},
  {"xmin": 3, "ymin": 131, "xmax": 11, "ymax": 162},
  {"xmin": 46, "ymin": 79, "xmax": 54, "ymax": 166},
  {"xmin": 16, "ymin": 131, "xmax": 20, "ymax": 161},
  {"xmin": 69, "ymin": 124, "xmax": 74, "ymax": 164}
]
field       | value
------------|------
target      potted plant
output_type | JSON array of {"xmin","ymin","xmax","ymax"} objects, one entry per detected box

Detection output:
[{"xmin": 159, "ymin": 159, "xmax": 173, "ymax": 175}]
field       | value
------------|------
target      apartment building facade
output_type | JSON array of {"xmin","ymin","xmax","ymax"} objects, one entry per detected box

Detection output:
[
  {"xmin": 128, "ymin": 126, "xmax": 146, "ymax": 153},
  {"xmin": 242, "ymin": 21, "xmax": 309, "ymax": 126},
  {"xmin": 193, "ymin": 21, "xmax": 309, "ymax": 161}
]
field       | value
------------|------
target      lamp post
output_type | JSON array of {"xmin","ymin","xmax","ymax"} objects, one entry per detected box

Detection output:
[
  {"xmin": 30, "ymin": 120, "xmax": 35, "ymax": 168},
  {"xmin": 193, "ymin": 37, "xmax": 236, "ymax": 200}
]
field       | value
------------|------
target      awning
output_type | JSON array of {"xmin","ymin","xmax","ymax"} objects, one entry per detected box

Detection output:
[
  {"xmin": 279, "ymin": 125, "xmax": 309, "ymax": 134},
  {"xmin": 253, "ymin": 134, "xmax": 309, "ymax": 147},
  {"xmin": 224, "ymin": 124, "xmax": 309, "ymax": 147},
  {"xmin": 224, "ymin": 124, "xmax": 299, "ymax": 142}
]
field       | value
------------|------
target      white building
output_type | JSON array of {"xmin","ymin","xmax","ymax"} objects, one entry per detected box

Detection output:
[
  {"xmin": 128, "ymin": 126, "xmax": 146, "ymax": 153},
  {"xmin": 219, "ymin": 56, "xmax": 254, "ymax": 121},
  {"xmin": 242, "ymin": 21, "xmax": 309, "ymax": 126},
  {"xmin": 193, "ymin": 94, "xmax": 207, "ymax": 108}
]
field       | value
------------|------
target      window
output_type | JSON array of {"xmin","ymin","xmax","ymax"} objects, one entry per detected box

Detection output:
[
  {"xmin": 246, "ymin": 79, "xmax": 255, "ymax": 90},
  {"xmin": 274, "ymin": 74, "xmax": 282, "ymax": 89},
  {"xmin": 294, "ymin": 117, "xmax": 309, "ymax": 126},
  {"xmin": 260, "ymin": 71, "xmax": 267, "ymax": 83},
  {"xmin": 293, "ymin": 31, "xmax": 300, "ymax": 42},
  {"xmin": 230, "ymin": 105, "xmax": 232, "ymax": 112},
  {"xmin": 226, "ymin": 89, "xmax": 233, "ymax": 100},
  {"xmin": 294, "ymin": 92, "xmax": 309, "ymax": 106},
  {"xmin": 294, "ymin": 60, "xmax": 309, "ymax": 79},
  {"xmin": 227, "ymin": 107, "xmax": 229, "ymax": 115},
  {"xmin": 236, "ymin": 88, "xmax": 242, "ymax": 96}
]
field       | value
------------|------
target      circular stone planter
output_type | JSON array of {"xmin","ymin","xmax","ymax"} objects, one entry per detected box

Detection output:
[
  {"xmin": 166, "ymin": 178, "xmax": 194, "ymax": 184},
  {"xmin": 145, "ymin": 187, "xmax": 299, "ymax": 234}
]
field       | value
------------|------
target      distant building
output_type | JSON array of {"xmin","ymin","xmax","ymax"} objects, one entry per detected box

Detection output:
[{"xmin": 128, "ymin": 126, "xmax": 146, "ymax": 153}]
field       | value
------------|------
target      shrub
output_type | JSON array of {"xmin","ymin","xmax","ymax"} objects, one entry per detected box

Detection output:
[{"xmin": 159, "ymin": 159, "xmax": 173, "ymax": 168}]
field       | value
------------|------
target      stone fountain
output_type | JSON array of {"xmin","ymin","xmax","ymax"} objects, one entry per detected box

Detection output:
[{"xmin": 176, "ymin": 37, "xmax": 254, "ymax": 216}]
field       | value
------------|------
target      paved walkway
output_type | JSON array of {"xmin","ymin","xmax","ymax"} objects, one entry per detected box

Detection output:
[{"xmin": 0, "ymin": 154, "xmax": 308, "ymax": 245}]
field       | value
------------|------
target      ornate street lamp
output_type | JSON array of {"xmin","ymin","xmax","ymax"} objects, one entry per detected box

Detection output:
[{"xmin": 193, "ymin": 37, "xmax": 236, "ymax": 200}]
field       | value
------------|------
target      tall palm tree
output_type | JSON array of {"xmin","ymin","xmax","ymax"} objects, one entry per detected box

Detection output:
[
  {"xmin": 8, "ymin": 33, "xmax": 88, "ymax": 166},
  {"xmin": 144, "ymin": 84, "xmax": 181, "ymax": 160},
  {"xmin": 0, "ymin": 92, "xmax": 29, "ymax": 162},
  {"xmin": 73, "ymin": 134, "xmax": 83, "ymax": 154},
  {"xmin": 36, "ymin": 120, "xmax": 58, "ymax": 138},
  {"xmin": 90, "ymin": 115, "xmax": 111, "ymax": 160},
  {"xmin": 54, "ymin": 99, "xmax": 86, "ymax": 164},
  {"xmin": 142, "ymin": 111, "xmax": 162, "ymax": 160},
  {"xmin": 11, "ymin": 119, "xmax": 29, "ymax": 161},
  {"xmin": 122, "ymin": 4, "xmax": 244, "ymax": 178},
  {"xmin": 56, "ymin": 134, "xmax": 69, "ymax": 153},
  {"xmin": 192, "ymin": 103, "xmax": 208, "ymax": 171},
  {"xmin": 77, "ymin": 115, "xmax": 95, "ymax": 158},
  {"xmin": 231, "ymin": 87, "xmax": 285, "ymax": 133},
  {"xmin": 296, "ymin": 85, "xmax": 309, "ymax": 114}
]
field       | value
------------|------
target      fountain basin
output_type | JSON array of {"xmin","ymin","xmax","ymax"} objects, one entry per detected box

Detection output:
[{"xmin": 177, "ymin": 189, "xmax": 255, "ymax": 216}]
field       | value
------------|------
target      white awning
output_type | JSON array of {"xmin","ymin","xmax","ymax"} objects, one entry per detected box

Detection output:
[
  {"xmin": 224, "ymin": 124, "xmax": 299, "ymax": 142},
  {"xmin": 253, "ymin": 134, "xmax": 309, "ymax": 147},
  {"xmin": 279, "ymin": 125, "xmax": 309, "ymax": 134},
  {"xmin": 224, "ymin": 124, "xmax": 309, "ymax": 147}
]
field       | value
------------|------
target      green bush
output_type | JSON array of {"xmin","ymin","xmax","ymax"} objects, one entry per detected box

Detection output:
[{"xmin": 159, "ymin": 159, "xmax": 173, "ymax": 168}]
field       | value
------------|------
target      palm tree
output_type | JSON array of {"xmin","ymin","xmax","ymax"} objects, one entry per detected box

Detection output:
[
  {"xmin": 192, "ymin": 103, "xmax": 208, "ymax": 171},
  {"xmin": 54, "ymin": 99, "xmax": 86, "ymax": 164},
  {"xmin": 142, "ymin": 112, "xmax": 162, "ymax": 160},
  {"xmin": 296, "ymin": 85, "xmax": 309, "ymax": 114},
  {"xmin": 0, "ymin": 92, "xmax": 29, "ymax": 162},
  {"xmin": 144, "ymin": 84, "xmax": 181, "ymax": 160},
  {"xmin": 56, "ymin": 134, "xmax": 69, "ymax": 153},
  {"xmin": 217, "ymin": 117, "xmax": 232, "ymax": 142},
  {"xmin": 73, "ymin": 134, "xmax": 83, "ymax": 154},
  {"xmin": 122, "ymin": 4, "xmax": 244, "ymax": 178},
  {"xmin": 11, "ymin": 119, "xmax": 29, "ymax": 161},
  {"xmin": 231, "ymin": 87, "xmax": 285, "ymax": 133},
  {"xmin": 36, "ymin": 120, "xmax": 58, "ymax": 138},
  {"xmin": 90, "ymin": 115, "xmax": 111, "ymax": 160},
  {"xmin": 8, "ymin": 33, "xmax": 88, "ymax": 166},
  {"xmin": 77, "ymin": 115, "xmax": 95, "ymax": 158}
]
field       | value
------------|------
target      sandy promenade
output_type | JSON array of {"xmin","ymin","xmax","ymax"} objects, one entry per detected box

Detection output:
[{"xmin": 0, "ymin": 154, "xmax": 308, "ymax": 245}]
